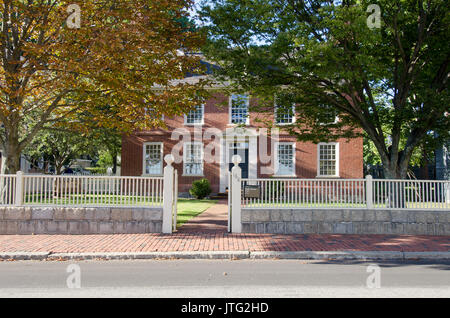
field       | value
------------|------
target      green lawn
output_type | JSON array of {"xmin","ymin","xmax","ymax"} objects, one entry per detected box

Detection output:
[
  {"xmin": 175, "ymin": 198, "xmax": 217, "ymax": 228},
  {"xmin": 23, "ymin": 194, "xmax": 161, "ymax": 206},
  {"xmin": 242, "ymin": 201, "xmax": 449, "ymax": 209}
]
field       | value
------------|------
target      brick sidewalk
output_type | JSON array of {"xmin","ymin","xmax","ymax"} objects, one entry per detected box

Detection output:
[
  {"xmin": 1, "ymin": 201, "xmax": 449, "ymax": 254},
  {"xmin": 0, "ymin": 233, "xmax": 448, "ymax": 253}
]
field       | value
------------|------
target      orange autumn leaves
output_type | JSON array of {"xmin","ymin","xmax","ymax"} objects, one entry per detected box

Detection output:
[{"xmin": 0, "ymin": 0, "xmax": 207, "ymax": 135}]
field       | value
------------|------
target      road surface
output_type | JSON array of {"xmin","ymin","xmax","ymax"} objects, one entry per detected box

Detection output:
[{"xmin": 0, "ymin": 259, "xmax": 448, "ymax": 297}]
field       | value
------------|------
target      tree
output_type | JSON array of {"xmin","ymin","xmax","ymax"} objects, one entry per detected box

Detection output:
[
  {"xmin": 23, "ymin": 127, "xmax": 90, "ymax": 174},
  {"xmin": 199, "ymin": 0, "xmax": 449, "ymax": 179},
  {"xmin": 88, "ymin": 127, "xmax": 121, "ymax": 174},
  {"xmin": 0, "ymin": 0, "xmax": 207, "ymax": 174}
]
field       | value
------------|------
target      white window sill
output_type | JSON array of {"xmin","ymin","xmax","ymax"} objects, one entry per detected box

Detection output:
[
  {"xmin": 184, "ymin": 123, "xmax": 204, "ymax": 126},
  {"xmin": 316, "ymin": 175, "xmax": 340, "ymax": 179},
  {"xmin": 275, "ymin": 122, "xmax": 294, "ymax": 126},
  {"xmin": 227, "ymin": 123, "xmax": 250, "ymax": 127},
  {"xmin": 182, "ymin": 174, "xmax": 204, "ymax": 177},
  {"xmin": 272, "ymin": 174, "xmax": 297, "ymax": 178}
]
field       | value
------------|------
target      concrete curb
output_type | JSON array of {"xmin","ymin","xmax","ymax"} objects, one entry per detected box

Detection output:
[
  {"xmin": 48, "ymin": 251, "xmax": 250, "ymax": 260},
  {"xmin": 250, "ymin": 251, "xmax": 406, "ymax": 260},
  {"xmin": 1, "ymin": 250, "xmax": 449, "ymax": 261},
  {"xmin": 403, "ymin": 252, "xmax": 450, "ymax": 260},
  {"xmin": 0, "ymin": 252, "xmax": 50, "ymax": 260}
]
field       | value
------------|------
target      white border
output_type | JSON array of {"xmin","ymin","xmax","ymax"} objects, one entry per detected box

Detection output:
[
  {"xmin": 184, "ymin": 104, "xmax": 205, "ymax": 126},
  {"xmin": 229, "ymin": 94, "xmax": 250, "ymax": 125},
  {"xmin": 317, "ymin": 142, "xmax": 340, "ymax": 178},
  {"xmin": 219, "ymin": 129, "xmax": 258, "ymax": 192},
  {"xmin": 142, "ymin": 142, "xmax": 163, "ymax": 176},
  {"xmin": 274, "ymin": 98, "xmax": 296, "ymax": 126},
  {"xmin": 183, "ymin": 141, "xmax": 204, "ymax": 176},
  {"xmin": 273, "ymin": 142, "xmax": 296, "ymax": 177}
]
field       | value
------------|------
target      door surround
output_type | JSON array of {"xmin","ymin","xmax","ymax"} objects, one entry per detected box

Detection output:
[{"xmin": 219, "ymin": 128, "xmax": 258, "ymax": 193}]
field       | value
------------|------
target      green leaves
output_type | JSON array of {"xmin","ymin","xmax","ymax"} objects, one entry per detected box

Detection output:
[{"xmin": 200, "ymin": 0, "xmax": 449, "ymax": 178}]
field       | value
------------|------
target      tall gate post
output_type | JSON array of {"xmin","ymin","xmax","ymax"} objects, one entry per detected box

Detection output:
[
  {"xmin": 162, "ymin": 155, "xmax": 175, "ymax": 234},
  {"xmin": 231, "ymin": 155, "xmax": 242, "ymax": 233},
  {"xmin": 15, "ymin": 171, "xmax": 24, "ymax": 206},
  {"xmin": 366, "ymin": 175, "xmax": 373, "ymax": 209}
]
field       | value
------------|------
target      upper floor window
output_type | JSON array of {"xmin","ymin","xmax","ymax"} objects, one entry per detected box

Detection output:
[
  {"xmin": 183, "ymin": 142, "xmax": 203, "ymax": 176},
  {"xmin": 143, "ymin": 142, "xmax": 163, "ymax": 175},
  {"xmin": 230, "ymin": 94, "xmax": 249, "ymax": 124},
  {"xmin": 275, "ymin": 143, "xmax": 296, "ymax": 176},
  {"xmin": 317, "ymin": 142, "xmax": 339, "ymax": 177},
  {"xmin": 275, "ymin": 100, "xmax": 295, "ymax": 124},
  {"xmin": 185, "ymin": 105, "xmax": 204, "ymax": 125},
  {"xmin": 318, "ymin": 104, "xmax": 339, "ymax": 125}
]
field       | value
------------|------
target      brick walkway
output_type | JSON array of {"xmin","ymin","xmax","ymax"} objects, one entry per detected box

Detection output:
[
  {"xmin": 0, "ymin": 201, "xmax": 449, "ymax": 253},
  {"xmin": 177, "ymin": 199, "xmax": 228, "ymax": 233},
  {"xmin": 0, "ymin": 233, "xmax": 448, "ymax": 253}
]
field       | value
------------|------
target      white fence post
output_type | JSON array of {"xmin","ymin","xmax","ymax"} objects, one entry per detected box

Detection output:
[
  {"xmin": 231, "ymin": 155, "xmax": 242, "ymax": 233},
  {"xmin": 366, "ymin": 175, "xmax": 373, "ymax": 209},
  {"xmin": 173, "ymin": 169, "xmax": 178, "ymax": 232},
  {"xmin": 444, "ymin": 181, "xmax": 450, "ymax": 204},
  {"xmin": 162, "ymin": 155, "xmax": 175, "ymax": 234},
  {"xmin": 15, "ymin": 171, "xmax": 24, "ymax": 206}
]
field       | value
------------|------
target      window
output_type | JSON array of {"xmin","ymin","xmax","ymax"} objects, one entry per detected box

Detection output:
[
  {"xmin": 143, "ymin": 142, "xmax": 163, "ymax": 175},
  {"xmin": 184, "ymin": 142, "xmax": 203, "ymax": 176},
  {"xmin": 185, "ymin": 105, "xmax": 204, "ymax": 125},
  {"xmin": 230, "ymin": 94, "xmax": 249, "ymax": 124},
  {"xmin": 275, "ymin": 143, "xmax": 295, "ymax": 176},
  {"xmin": 275, "ymin": 103, "xmax": 295, "ymax": 124},
  {"xmin": 318, "ymin": 143, "xmax": 339, "ymax": 177},
  {"xmin": 318, "ymin": 104, "xmax": 339, "ymax": 125}
]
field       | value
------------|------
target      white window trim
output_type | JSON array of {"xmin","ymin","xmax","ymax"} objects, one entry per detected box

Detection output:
[
  {"xmin": 318, "ymin": 105, "xmax": 339, "ymax": 126},
  {"xmin": 274, "ymin": 142, "xmax": 297, "ymax": 177},
  {"xmin": 316, "ymin": 142, "xmax": 340, "ymax": 178},
  {"xmin": 228, "ymin": 94, "xmax": 250, "ymax": 125},
  {"xmin": 274, "ymin": 100, "xmax": 296, "ymax": 126},
  {"xmin": 319, "ymin": 115, "xmax": 339, "ymax": 126},
  {"xmin": 184, "ymin": 104, "xmax": 205, "ymax": 126},
  {"xmin": 142, "ymin": 142, "xmax": 163, "ymax": 176},
  {"xmin": 183, "ymin": 142, "xmax": 204, "ymax": 176}
]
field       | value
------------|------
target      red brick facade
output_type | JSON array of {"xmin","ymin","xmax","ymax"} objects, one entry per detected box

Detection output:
[{"xmin": 121, "ymin": 92, "xmax": 363, "ymax": 194}]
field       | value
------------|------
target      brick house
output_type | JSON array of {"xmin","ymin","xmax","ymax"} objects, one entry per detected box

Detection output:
[{"xmin": 121, "ymin": 77, "xmax": 363, "ymax": 195}]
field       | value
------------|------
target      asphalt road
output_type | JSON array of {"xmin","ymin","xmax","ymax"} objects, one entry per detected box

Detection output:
[{"xmin": 0, "ymin": 259, "xmax": 449, "ymax": 298}]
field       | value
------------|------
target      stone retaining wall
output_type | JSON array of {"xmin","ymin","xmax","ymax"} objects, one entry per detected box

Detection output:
[
  {"xmin": 0, "ymin": 207, "xmax": 163, "ymax": 234},
  {"xmin": 241, "ymin": 209, "xmax": 450, "ymax": 236}
]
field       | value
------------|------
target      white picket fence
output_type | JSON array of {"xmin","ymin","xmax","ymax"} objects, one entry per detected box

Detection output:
[
  {"xmin": 241, "ymin": 178, "xmax": 367, "ymax": 208},
  {"xmin": 0, "ymin": 155, "xmax": 179, "ymax": 234},
  {"xmin": 0, "ymin": 172, "xmax": 163, "ymax": 208},
  {"xmin": 240, "ymin": 176, "xmax": 450, "ymax": 210},
  {"xmin": 0, "ymin": 175, "xmax": 17, "ymax": 205}
]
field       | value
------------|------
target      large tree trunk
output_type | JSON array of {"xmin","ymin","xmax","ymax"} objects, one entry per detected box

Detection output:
[
  {"xmin": 55, "ymin": 163, "xmax": 64, "ymax": 175},
  {"xmin": 1, "ymin": 137, "xmax": 22, "ymax": 175},
  {"xmin": 381, "ymin": 159, "xmax": 409, "ymax": 208},
  {"xmin": 112, "ymin": 152, "xmax": 118, "ymax": 175}
]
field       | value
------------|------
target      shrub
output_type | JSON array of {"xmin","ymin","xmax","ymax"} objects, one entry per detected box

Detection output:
[{"xmin": 189, "ymin": 178, "xmax": 212, "ymax": 199}]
